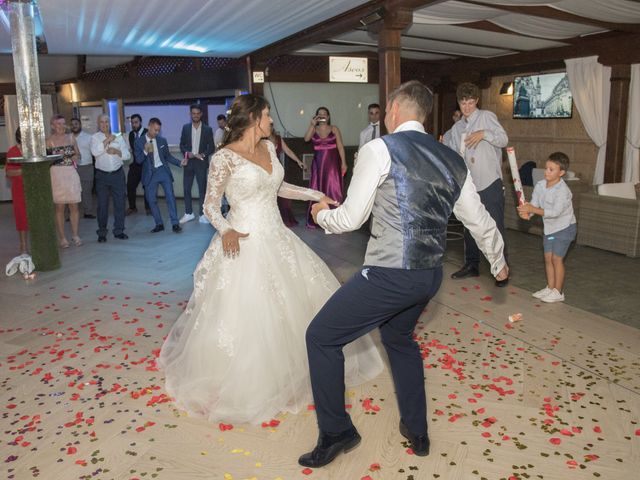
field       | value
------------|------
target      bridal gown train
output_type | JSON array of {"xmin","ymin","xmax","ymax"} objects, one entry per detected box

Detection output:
[{"xmin": 158, "ymin": 140, "xmax": 384, "ymax": 425}]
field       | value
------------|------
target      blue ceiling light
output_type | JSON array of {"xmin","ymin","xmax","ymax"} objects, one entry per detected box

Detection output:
[{"xmin": 171, "ymin": 41, "xmax": 207, "ymax": 53}]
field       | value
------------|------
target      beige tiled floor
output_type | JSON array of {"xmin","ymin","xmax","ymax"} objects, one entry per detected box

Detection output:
[{"xmin": 1, "ymin": 202, "xmax": 639, "ymax": 480}]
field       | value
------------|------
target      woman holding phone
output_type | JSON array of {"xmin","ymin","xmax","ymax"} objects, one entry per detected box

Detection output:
[{"xmin": 303, "ymin": 106, "xmax": 347, "ymax": 228}]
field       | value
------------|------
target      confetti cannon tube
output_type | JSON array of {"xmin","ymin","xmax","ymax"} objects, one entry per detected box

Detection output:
[{"xmin": 506, "ymin": 147, "xmax": 526, "ymax": 207}]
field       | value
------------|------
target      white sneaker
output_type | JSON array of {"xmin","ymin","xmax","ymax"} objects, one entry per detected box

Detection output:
[
  {"xmin": 198, "ymin": 215, "xmax": 209, "ymax": 224},
  {"xmin": 179, "ymin": 213, "xmax": 195, "ymax": 224},
  {"xmin": 541, "ymin": 288, "xmax": 565, "ymax": 303},
  {"xmin": 532, "ymin": 286, "xmax": 552, "ymax": 299}
]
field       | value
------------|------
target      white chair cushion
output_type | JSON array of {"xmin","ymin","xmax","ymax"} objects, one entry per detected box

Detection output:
[
  {"xmin": 532, "ymin": 168, "xmax": 545, "ymax": 184},
  {"xmin": 597, "ymin": 182, "xmax": 637, "ymax": 200}
]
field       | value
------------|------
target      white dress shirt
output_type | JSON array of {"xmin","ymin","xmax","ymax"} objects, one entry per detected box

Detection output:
[
  {"xmin": 530, "ymin": 178, "xmax": 576, "ymax": 235},
  {"xmin": 214, "ymin": 127, "xmax": 225, "ymax": 148},
  {"xmin": 90, "ymin": 132, "xmax": 130, "ymax": 172},
  {"xmin": 146, "ymin": 135, "xmax": 162, "ymax": 168},
  {"xmin": 74, "ymin": 131, "xmax": 93, "ymax": 166},
  {"xmin": 317, "ymin": 120, "xmax": 506, "ymax": 275},
  {"xmin": 446, "ymin": 108, "xmax": 508, "ymax": 192},
  {"xmin": 132, "ymin": 128, "xmax": 144, "ymax": 144},
  {"xmin": 358, "ymin": 122, "xmax": 380, "ymax": 149},
  {"xmin": 191, "ymin": 123, "xmax": 202, "ymax": 155}
]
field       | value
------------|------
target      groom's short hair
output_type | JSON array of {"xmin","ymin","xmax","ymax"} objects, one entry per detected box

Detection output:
[{"xmin": 388, "ymin": 80, "xmax": 433, "ymax": 122}]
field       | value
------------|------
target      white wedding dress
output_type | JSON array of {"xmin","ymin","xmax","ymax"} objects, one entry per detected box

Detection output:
[{"xmin": 158, "ymin": 140, "xmax": 383, "ymax": 425}]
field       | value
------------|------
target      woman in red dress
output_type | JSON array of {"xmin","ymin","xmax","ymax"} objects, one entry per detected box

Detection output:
[{"xmin": 5, "ymin": 128, "xmax": 29, "ymax": 254}]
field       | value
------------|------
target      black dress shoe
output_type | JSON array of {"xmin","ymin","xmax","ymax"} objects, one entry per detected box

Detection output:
[
  {"xmin": 126, "ymin": 208, "xmax": 137, "ymax": 216},
  {"xmin": 298, "ymin": 426, "xmax": 361, "ymax": 468},
  {"xmin": 150, "ymin": 225, "xmax": 164, "ymax": 233},
  {"xmin": 83, "ymin": 214, "xmax": 96, "ymax": 219},
  {"xmin": 451, "ymin": 264, "xmax": 479, "ymax": 279},
  {"xmin": 399, "ymin": 421, "xmax": 430, "ymax": 456},
  {"xmin": 172, "ymin": 224, "xmax": 182, "ymax": 233},
  {"xmin": 495, "ymin": 277, "xmax": 509, "ymax": 288},
  {"xmin": 114, "ymin": 233, "xmax": 129, "ymax": 240},
  {"xmin": 97, "ymin": 236, "xmax": 107, "ymax": 243}
]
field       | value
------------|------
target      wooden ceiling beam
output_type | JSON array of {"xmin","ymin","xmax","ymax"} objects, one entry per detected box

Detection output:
[
  {"xmin": 459, "ymin": 0, "xmax": 640, "ymax": 34},
  {"xmin": 250, "ymin": 0, "xmax": 449, "ymax": 61},
  {"xmin": 428, "ymin": 32, "xmax": 640, "ymax": 82},
  {"xmin": 251, "ymin": 0, "xmax": 385, "ymax": 61},
  {"xmin": 76, "ymin": 55, "xmax": 87, "ymax": 78}
]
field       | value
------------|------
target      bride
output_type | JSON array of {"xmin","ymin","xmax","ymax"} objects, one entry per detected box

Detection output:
[{"xmin": 158, "ymin": 94, "xmax": 383, "ymax": 425}]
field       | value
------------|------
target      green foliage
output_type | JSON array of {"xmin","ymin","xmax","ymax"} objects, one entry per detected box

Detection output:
[{"xmin": 22, "ymin": 161, "xmax": 60, "ymax": 271}]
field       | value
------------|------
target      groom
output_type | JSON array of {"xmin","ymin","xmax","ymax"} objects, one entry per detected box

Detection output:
[{"xmin": 300, "ymin": 80, "xmax": 509, "ymax": 468}]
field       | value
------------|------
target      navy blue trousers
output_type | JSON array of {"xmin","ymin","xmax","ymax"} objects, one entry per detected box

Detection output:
[
  {"xmin": 306, "ymin": 265, "xmax": 443, "ymax": 435},
  {"xmin": 145, "ymin": 169, "xmax": 178, "ymax": 227},
  {"xmin": 95, "ymin": 167, "xmax": 126, "ymax": 237},
  {"xmin": 464, "ymin": 178, "xmax": 508, "ymax": 266},
  {"xmin": 183, "ymin": 158, "xmax": 208, "ymax": 216}
]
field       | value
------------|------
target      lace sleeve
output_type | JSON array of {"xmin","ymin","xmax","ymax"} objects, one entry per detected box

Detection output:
[
  {"xmin": 263, "ymin": 139, "xmax": 324, "ymax": 202},
  {"xmin": 204, "ymin": 150, "xmax": 234, "ymax": 234},
  {"xmin": 277, "ymin": 182, "xmax": 324, "ymax": 202}
]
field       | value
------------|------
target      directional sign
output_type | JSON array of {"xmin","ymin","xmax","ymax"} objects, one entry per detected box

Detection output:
[{"xmin": 329, "ymin": 57, "xmax": 368, "ymax": 83}]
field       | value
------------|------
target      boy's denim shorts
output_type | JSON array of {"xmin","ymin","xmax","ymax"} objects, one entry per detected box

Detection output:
[{"xmin": 543, "ymin": 223, "xmax": 577, "ymax": 257}]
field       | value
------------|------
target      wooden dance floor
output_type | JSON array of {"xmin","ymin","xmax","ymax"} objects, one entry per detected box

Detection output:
[{"xmin": 1, "ymin": 205, "xmax": 639, "ymax": 480}]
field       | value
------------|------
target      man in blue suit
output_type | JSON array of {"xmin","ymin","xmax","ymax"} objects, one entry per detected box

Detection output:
[
  {"xmin": 134, "ymin": 117, "xmax": 184, "ymax": 233},
  {"xmin": 179, "ymin": 104, "xmax": 214, "ymax": 224}
]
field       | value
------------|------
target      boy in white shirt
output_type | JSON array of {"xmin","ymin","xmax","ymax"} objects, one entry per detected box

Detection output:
[{"xmin": 518, "ymin": 152, "xmax": 577, "ymax": 303}]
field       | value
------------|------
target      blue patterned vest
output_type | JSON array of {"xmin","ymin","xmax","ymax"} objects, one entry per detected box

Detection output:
[{"xmin": 365, "ymin": 130, "xmax": 468, "ymax": 269}]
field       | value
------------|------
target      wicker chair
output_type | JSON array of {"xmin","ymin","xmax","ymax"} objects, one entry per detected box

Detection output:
[{"xmin": 577, "ymin": 189, "xmax": 640, "ymax": 257}]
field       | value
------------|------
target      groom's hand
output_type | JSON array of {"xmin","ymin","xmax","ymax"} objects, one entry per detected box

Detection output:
[{"xmin": 311, "ymin": 201, "xmax": 330, "ymax": 224}]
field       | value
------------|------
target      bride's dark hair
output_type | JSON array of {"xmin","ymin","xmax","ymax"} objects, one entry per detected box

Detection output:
[{"xmin": 220, "ymin": 94, "xmax": 271, "ymax": 148}]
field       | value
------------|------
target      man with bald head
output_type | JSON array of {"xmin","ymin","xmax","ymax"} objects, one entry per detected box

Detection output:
[
  {"xmin": 90, "ymin": 114, "xmax": 131, "ymax": 242},
  {"xmin": 300, "ymin": 80, "xmax": 509, "ymax": 468}
]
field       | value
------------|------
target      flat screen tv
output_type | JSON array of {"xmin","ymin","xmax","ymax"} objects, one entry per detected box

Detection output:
[{"xmin": 513, "ymin": 72, "xmax": 572, "ymax": 119}]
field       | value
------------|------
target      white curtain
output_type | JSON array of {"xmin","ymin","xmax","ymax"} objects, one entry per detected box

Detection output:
[
  {"xmin": 553, "ymin": 0, "xmax": 640, "ymax": 23},
  {"xmin": 565, "ymin": 57, "xmax": 611, "ymax": 185},
  {"xmin": 624, "ymin": 64, "xmax": 640, "ymax": 184},
  {"xmin": 492, "ymin": 13, "xmax": 602, "ymax": 39},
  {"xmin": 413, "ymin": 1, "xmax": 504, "ymax": 24},
  {"xmin": 481, "ymin": 0, "xmax": 640, "ymax": 23}
]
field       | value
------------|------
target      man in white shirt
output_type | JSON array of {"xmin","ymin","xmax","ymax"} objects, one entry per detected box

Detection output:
[
  {"xmin": 90, "ymin": 114, "xmax": 131, "ymax": 242},
  {"xmin": 214, "ymin": 114, "xmax": 227, "ymax": 149},
  {"xmin": 126, "ymin": 114, "xmax": 149, "ymax": 215},
  {"xmin": 354, "ymin": 103, "xmax": 381, "ymax": 168},
  {"xmin": 299, "ymin": 80, "xmax": 508, "ymax": 468},
  {"xmin": 71, "ymin": 117, "xmax": 95, "ymax": 218},
  {"xmin": 134, "ymin": 117, "xmax": 184, "ymax": 234},
  {"xmin": 446, "ymin": 83, "xmax": 509, "ymax": 286},
  {"xmin": 179, "ymin": 104, "xmax": 214, "ymax": 224},
  {"xmin": 358, "ymin": 103, "xmax": 381, "ymax": 149}
]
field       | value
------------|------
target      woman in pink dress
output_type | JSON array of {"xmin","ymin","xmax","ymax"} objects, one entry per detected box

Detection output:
[
  {"xmin": 303, "ymin": 107, "xmax": 347, "ymax": 228},
  {"xmin": 46, "ymin": 115, "xmax": 82, "ymax": 248}
]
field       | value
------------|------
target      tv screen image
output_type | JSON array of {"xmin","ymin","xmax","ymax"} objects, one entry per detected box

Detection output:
[{"xmin": 513, "ymin": 72, "xmax": 572, "ymax": 119}]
